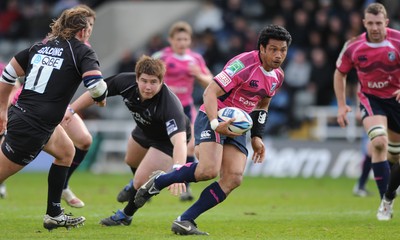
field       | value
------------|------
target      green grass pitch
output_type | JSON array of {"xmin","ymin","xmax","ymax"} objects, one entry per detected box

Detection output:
[{"xmin": 1, "ymin": 172, "xmax": 399, "ymax": 239}]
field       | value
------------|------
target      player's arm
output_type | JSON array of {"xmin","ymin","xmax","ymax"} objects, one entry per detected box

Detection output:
[
  {"xmin": 249, "ymin": 97, "xmax": 270, "ymax": 163},
  {"xmin": 333, "ymin": 69, "xmax": 352, "ymax": 127},
  {"xmin": 203, "ymin": 81, "xmax": 240, "ymax": 137},
  {"xmin": 69, "ymin": 91, "xmax": 95, "ymax": 114},
  {"xmin": 0, "ymin": 58, "xmax": 25, "ymax": 133},
  {"xmin": 167, "ymin": 130, "xmax": 188, "ymax": 195},
  {"xmin": 191, "ymin": 65, "xmax": 213, "ymax": 89},
  {"xmin": 170, "ymin": 131, "xmax": 188, "ymax": 167},
  {"xmin": 82, "ymin": 70, "xmax": 107, "ymax": 107}
]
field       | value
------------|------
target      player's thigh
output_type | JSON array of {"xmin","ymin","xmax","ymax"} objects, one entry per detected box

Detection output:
[
  {"xmin": 133, "ymin": 147, "xmax": 172, "ymax": 188},
  {"xmin": 62, "ymin": 114, "xmax": 92, "ymax": 149},
  {"xmin": 43, "ymin": 125, "xmax": 75, "ymax": 166},
  {"xmin": 220, "ymin": 144, "xmax": 247, "ymax": 179},
  {"xmin": 0, "ymin": 149, "xmax": 24, "ymax": 182},
  {"xmin": 196, "ymin": 142, "xmax": 223, "ymax": 178},
  {"xmin": 124, "ymin": 136, "xmax": 147, "ymax": 167},
  {"xmin": 388, "ymin": 129, "xmax": 400, "ymax": 142},
  {"xmin": 362, "ymin": 115, "xmax": 387, "ymax": 132}
]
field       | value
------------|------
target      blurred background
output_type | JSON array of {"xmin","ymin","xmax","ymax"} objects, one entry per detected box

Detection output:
[{"xmin": 2, "ymin": 0, "xmax": 399, "ymax": 178}]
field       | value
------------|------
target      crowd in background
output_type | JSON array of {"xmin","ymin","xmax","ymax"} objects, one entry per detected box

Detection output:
[{"xmin": 1, "ymin": 0, "xmax": 400, "ymax": 135}]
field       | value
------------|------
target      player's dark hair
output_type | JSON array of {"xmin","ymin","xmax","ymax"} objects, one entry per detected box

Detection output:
[
  {"xmin": 135, "ymin": 55, "xmax": 166, "ymax": 82},
  {"xmin": 47, "ymin": 4, "xmax": 96, "ymax": 41},
  {"xmin": 365, "ymin": 3, "xmax": 387, "ymax": 18},
  {"xmin": 257, "ymin": 24, "xmax": 292, "ymax": 50}
]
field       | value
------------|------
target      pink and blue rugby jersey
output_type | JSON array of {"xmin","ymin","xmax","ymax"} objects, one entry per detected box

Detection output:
[
  {"xmin": 200, "ymin": 50, "xmax": 284, "ymax": 114},
  {"xmin": 153, "ymin": 47, "xmax": 209, "ymax": 107},
  {"xmin": 336, "ymin": 28, "xmax": 400, "ymax": 99}
]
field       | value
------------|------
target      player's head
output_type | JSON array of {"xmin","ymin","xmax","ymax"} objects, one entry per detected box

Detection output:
[
  {"xmin": 363, "ymin": 3, "xmax": 388, "ymax": 43},
  {"xmin": 257, "ymin": 24, "xmax": 291, "ymax": 71},
  {"xmin": 168, "ymin": 21, "xmax": 192, "ymax": 55},
  {"xmin": 47, "ymin": 4, "xmax": 96, "ymax": 42},
  {"xmin": 135, "ymin": 55, "xmax": 166, "ymax": 100},
  {"xmin": 257, "ymin": 24, "xmax": 292, "ymax": 51}
]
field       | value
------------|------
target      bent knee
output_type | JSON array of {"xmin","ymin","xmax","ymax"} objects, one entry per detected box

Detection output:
[
  {"xmin": 371, "ymin": 136, "xmax": 388, "ymax": 152},
  {"xmin": 75, "ymin": 134, "xmax": 92, "ymax": 150},
  {"xmin": 196, "ymin": 167, "xmax": 219, "ymax": 180}
]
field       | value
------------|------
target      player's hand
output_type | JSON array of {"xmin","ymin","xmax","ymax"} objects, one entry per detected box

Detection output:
[
  {"xmin": 336, "ymin": 105, "xmax": 352, "ymax": 128},
  {"xmin": 61, "ymin": 108, "xmax": 74, "ymax": 126},
  {"xmin": 215, "ymin": 118, "xmax": 242, "ymax": 138},
  {"xmin": 188, "ymin": 63, "xmax": 201, "ymax": 77},
  {"xmin": 0, "ymin": 110, "xmax": 7, "ymax": 135},
  {"xmin": 393, "ymin": 89, "xmax": 400, "ymax": 102},
  {"xmin": 167, "ymin": 182, "xmax": 187, "ymax": 196},
  {"xmin": 251, "ymin": 136, "xmax": 265, "ymax": 163}
]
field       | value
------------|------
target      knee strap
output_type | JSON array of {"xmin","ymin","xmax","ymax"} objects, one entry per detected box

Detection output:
[
  {"xmin": 367, "ymin": 125, "xmax": 386, "ymax": 141},
  {"xmin": 388, "ymin": 141, "xmax": 400, "ymax": 155}
]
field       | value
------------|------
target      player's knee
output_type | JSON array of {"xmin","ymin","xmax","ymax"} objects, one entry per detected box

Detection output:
[
  {"xmin": 57, "ymin": 141, "xmax": 75, "ymax": 165},
  {"xmin": 79, "ymin": 134, "xmax": 92, "ymax": 150},
  {"xmin": 371, "ymin": 136, "xmax": 388, "ymax": 152},
  {"xmin": 222, "ymin": 172, "xmax": 243, "ymax": 191},
  {"xmin": 229, "ymin": 173, "xmax": 243, "ymax": 189},
  {"xmin": 368, "ymin": 125, "xmax": 388, "ymax": 152},
  {"xmin": 196, "ymin": 166, "xmax": 218, "ymax": 180}
]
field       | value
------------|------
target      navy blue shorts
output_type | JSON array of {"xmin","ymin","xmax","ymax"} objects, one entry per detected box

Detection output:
[
  {"xmin": 194, "ymin": 111, "xmax": 248, "ymax": 156},
  {"xmin": 360, "ymin": 93, "xmax": 400, "ymax": 133},
  {"xmin": 1, "ymin": 113, "xmax": 52, "ymax": 166}
]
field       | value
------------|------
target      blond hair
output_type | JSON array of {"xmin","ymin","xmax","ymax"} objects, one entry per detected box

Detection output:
[
  {"xmin": 47, "ymin": 4, "xmax": 96, "ymax": 40},
  {"xmin": 168, "ymin": 21, "xmax": 192, "ymax": 38}
]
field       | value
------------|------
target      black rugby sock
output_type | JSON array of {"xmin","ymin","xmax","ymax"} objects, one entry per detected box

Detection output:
[
  {"xmin": 358, "ymin": 155, "xmax": 372, "ymax": 189},
  {"xmin": 47, "ymin": 164, "xmax": 69, "ymax": 216},
  {"xmin": 64, "ymin": 147, "xmax": 87, "ymax": 189},
  {"xmin": 385, "ymin": 162, "xmax": 400, "ymax": 200},
  {"xmin": 123, "ymin": 188, "xmax": 139, "ymax": 216}
]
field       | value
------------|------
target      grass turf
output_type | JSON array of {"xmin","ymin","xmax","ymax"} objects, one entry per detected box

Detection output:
[{"xmin": 0, "ymin": 172, "xmax": 399, "ymax": 239}]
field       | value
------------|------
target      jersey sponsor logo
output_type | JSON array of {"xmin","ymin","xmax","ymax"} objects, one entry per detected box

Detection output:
[
  {"xmin": 200, "ymin": 130, "xmax": 212, "ymax": 139},
  {"xmin": 31, "ymin": 54, "xmax": 64, "ymax": 69},
  {"xmin": 249, "ymin": 80, "xmax": 259, "ymax": 88},
  {"xmin": 357, "ymin": 55, "xmax": 367, "ymax": 62},
  {"xmin": 270, "ymin": 82, "xmax": 277, "ymax": 93},
  {"xmin": 132, "ymin": 112, "xmax": 150, "ymax": 125},
  {"xmin": 215, "ymin": 71, "xmax": 231, "ymax": 87},
  {"xmin": 239, "ymin": 97, "xmax": 256, "ymax": 107},
  {"xmin": 368, "ymin": 81, "xmax": 389, "ymax": 89},
  {"xmin": 37, "ymin": 46, "xmax": 63, "ymax": 56},
  {"xmin": 388, "ymin": 51, "xmax": 396, "ymax": 61},
  {"xmin": 166, "ymin": 119, "xmax": 178, "ymax": 135},
  {"xmin": 4, "ymin": 142, "xmax": 14, "ymax": 154},
  {"xmin": 226, "ymin": 60, "xmax": 244, "ymax": 77}
]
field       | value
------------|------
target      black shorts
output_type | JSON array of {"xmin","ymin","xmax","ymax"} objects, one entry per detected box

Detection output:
[
  {"xmin": 1, "ymin": 113, "xmax": 52, "ymax": 166},
  {"xmin": 131, "ymin": 128, "xmax": 175, "ymax": 157},
  {"xmin": 360, "ymin": 93, "xmax": 400, "ymax": 133}
]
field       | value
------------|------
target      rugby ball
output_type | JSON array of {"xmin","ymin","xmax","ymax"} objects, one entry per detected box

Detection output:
[{"xmin": 217, "ymin": 107, "xmax": 253, "ymax": 134}]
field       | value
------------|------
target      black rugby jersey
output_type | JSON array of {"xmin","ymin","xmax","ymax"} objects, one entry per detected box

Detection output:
[
  {"xmin": 12, "ymin": 38, "xmax": 100, "ymax": 132},
  {"xmin": 105, "ymin": 72, "xmax": 190, "ymax": 141}
]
